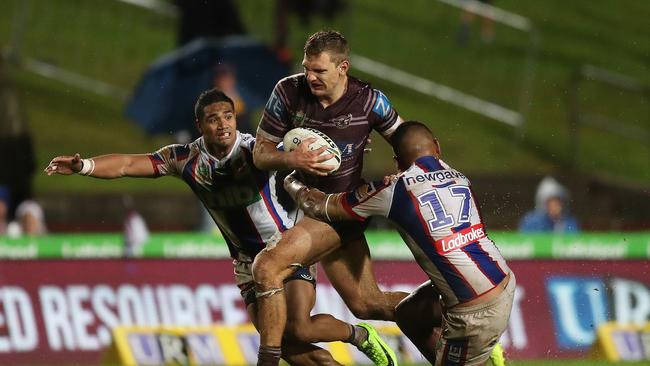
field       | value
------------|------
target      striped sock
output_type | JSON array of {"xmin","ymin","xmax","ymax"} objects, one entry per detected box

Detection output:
[
  {"xmin": 346, "ymin": 324, "xmax": 369, "ymax": 347},
  {"xmin": 257, "ymin": 345, "xmax": 281, "ymax": 366}
]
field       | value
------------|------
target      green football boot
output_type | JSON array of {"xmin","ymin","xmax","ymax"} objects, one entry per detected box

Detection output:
[
  {"xmin": 489, "ymin": 342, "xmax": 506, "ymax": 366},
  {"xmin": 356, "ymin": 322, "xmax": 398, "ymax": 366}
]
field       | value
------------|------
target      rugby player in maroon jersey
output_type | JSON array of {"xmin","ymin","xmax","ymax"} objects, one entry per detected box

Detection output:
[{"xmin": 252, "ymin": 30, "xmax": 407, "ymax": 366}]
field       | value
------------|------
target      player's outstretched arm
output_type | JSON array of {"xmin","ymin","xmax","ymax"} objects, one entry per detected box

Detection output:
[
  {"xmin": 252, "ymin": 134, "xmax": 335, "ymax": 176},
  {"xmin": 284, "ymin": 173, "xmax": 353, "ymax": 222},
  {"xmin": 45, "ymin": 153, "xmax": 156, "ymax": 179}
]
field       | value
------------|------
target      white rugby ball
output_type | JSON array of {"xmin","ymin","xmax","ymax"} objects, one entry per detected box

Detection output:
[{"xmin": 282, "ymin": 128, "xmax": 341, "ymax": 174}]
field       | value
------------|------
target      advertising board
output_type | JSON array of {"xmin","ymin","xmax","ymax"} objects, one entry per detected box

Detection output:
[{"xmin": 0, "ymin": 259, "xmax": 648, "ymax": 363}]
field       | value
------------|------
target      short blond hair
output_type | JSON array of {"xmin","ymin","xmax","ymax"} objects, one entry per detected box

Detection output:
[{"xmin": 304, "ymin": 30, "xmax": 349, "ymax": 65}]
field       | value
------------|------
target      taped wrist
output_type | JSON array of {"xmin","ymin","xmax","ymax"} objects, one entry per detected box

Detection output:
[
  {"xmin": 79, "ymin": 158, "xmax": 95, "ymax": 176},
  {"xmin": 284, "ymin": 173, "xmax": 306, "ymax": 199}
]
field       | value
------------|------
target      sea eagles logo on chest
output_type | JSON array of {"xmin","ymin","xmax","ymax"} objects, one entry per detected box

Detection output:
[
  {"xmin": 331, "ymin": 113, "xmax": 352, "ymax": 129},
  {"xmin": 290, "ymin": 110, "xmax": 307, "ymax": 127}
]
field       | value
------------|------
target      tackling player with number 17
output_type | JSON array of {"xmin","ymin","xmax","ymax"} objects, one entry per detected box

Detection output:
[{"xmin": 285, "ymin": 121, "xmax": 515, "ymax": 366}]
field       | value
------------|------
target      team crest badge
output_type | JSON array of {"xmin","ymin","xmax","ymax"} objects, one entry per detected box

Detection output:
[
  {"xmin": 198, "ymin": 161, "xmax": 210, "ymax": 177},
  {"xmin": 331, "ymin": 113, "xmax": 352, "ymax": 129},
  {"xmin": 291, "ymin": 111, "xmax": 307, "ymax": 127}
]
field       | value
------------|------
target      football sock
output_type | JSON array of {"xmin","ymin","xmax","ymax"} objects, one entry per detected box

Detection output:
[
  {"xmin": 346, "ymin": 324, "xmax": 369, "ymax": 347},
  {"xmin": 257, "ymin": 345, "xmax": 282, "ymax": 366}
]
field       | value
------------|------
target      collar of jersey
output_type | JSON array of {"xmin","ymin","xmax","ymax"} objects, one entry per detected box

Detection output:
[{"xmin": 200, "ymin": 131, "xmax": 242, "ymax": 169}]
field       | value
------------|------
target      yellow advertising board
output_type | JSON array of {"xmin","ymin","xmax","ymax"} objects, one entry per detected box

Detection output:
[{"xmin": 106, "ymin": 324, "xmax": 406, "ymax": 365}]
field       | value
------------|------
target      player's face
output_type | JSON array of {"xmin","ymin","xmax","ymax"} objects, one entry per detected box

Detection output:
[
  {"xmin": 302, "ymin": 52, "xmax": 347, "ymax": 98},
  {"xmin": 197, "ymin": 101, "xmax": 237, "ymax": 152}
]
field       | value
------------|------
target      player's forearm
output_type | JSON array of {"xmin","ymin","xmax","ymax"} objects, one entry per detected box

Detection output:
[
  {"xmin": 284, "ymin": 174, "xmax": 349, "ymax": 222},
  {"xmin": 252, "ymin": 140, "xmax": 295, "ymax": 171},
  {"xmin": 85, "ymin": 154, "xmax": 155, "ymax": 179}
]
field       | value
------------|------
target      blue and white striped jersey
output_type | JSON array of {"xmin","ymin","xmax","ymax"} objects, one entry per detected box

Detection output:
[
  {"xmin": 341, "ymin": 156, "xmax": 510, "ymax": 307},
  {"xmin": 148, "ymin": 132, "xmax": 297, "ymax": 262}
]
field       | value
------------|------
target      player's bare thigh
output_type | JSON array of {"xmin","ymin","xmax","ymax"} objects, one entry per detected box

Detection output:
[
  {"xmin": 320, "ymin": 233, "xmax": 378, "ymax": 294},
  {"xmin": 263, "ymin": 216, "xmax": 343, "ymax": 270},
  {"xmin": 319, "ymin": 232, "xmax": 399, "ymax": 320}
]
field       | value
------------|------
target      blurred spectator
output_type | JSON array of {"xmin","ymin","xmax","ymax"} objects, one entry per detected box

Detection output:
[
  {"xmin": 457, "ymin": 0, "xmax": 495, "ymax": 46},
  {"xmin": 175, "ymin": 0, "xmax": 246, "ymax": 46},
  {"xmin": 0, "ymin": 186, "xmax": 9, "ymax": 234},
  {"xmin": 0, "ymin": 58, "xmax": 36, "ymax": 220},
  {"xmin": 8, "ymin": 200, "xmax": 47, "ymax": 237},
  {"xmin": 122, "ymin": 195, "xmax": 149, "ymax": 257},
  {"xmin": 213, "ymin": 64, "xmax": 251, "ymax": 133},
  {"xmin": 172, "ymin": 1, "xmax": 250, "ymax": 139},
  {"xmin": 273, "ymin": 0, "xmax": 346, "ymax": 64},
  {"xmin": 519, "ymin": 176, "xmax": 580, "ymax": 233}
]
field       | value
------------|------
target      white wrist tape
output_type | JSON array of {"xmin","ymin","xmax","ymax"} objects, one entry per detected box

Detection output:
[
  {"xmin": 79, "ymin": 158, "xmax": 95, "ymax": 176},
  {"xmin": 324, "ymin": 194, "xmax": 332, "ymax": 222}
]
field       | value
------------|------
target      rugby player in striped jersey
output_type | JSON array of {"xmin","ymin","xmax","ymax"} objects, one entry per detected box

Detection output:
[
  {"xmin": 284, "ymin": 121, "xmax": 514, "ymax": 366},
  {"xmin": 45, "ymin": 88, "xmax": 392, "ymax": 366}
]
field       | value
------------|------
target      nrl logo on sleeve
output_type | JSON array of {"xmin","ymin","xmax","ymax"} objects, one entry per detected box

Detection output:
[{"xmin": 331, "ymin": 113, "xmax": 352, "ymax": 129}]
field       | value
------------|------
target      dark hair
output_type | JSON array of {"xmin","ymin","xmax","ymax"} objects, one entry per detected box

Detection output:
[
  {"xmin": 304, "ymin": 30, "xmax": 349, "ymax": 65},
  {"xmin": 391, "ymin": 121, "xmax": 434, "ymax": 157},
  {"xmin": 194, "ymin": 88, "xmax": 234, "ymax": 121}
]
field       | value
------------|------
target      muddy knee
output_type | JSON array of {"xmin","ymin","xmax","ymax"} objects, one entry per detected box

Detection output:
[{"xmin": 251, "ymin": 251, "xmax": 276, "ymax": 285}]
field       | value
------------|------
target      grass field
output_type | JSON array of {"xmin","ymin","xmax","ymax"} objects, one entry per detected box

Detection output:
[{"xmin": 0, "ymin": 0, "xmax": 647, "ymax": 194}]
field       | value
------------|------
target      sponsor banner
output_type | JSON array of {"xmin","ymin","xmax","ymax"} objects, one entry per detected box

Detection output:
[
  {"xmin": 0, "ymin": 259, "xmax": 648, "ymax": 364},
  {"xmin": 0, "ymin": 231, "xmax": 648, "ymax": 259},
  {"xmin": 108, "ymin": 324, "xmax": 409, "ymax": 366},
  {"xmin": 592, "ymin": 322, "xmax": 650, "ymax": 361}
]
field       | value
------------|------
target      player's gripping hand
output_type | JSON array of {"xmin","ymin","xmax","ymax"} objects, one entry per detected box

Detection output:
[
  {"xmin": 44, "ymin": 153, "xmax": 83, "ymax": 176},
  {"xmin": 287, "ymin": 137, "xmax": 336, "ymax": 177},
  {"xmin": 284, "ymin": 172, "xmax": 329, "ymax": 221}
]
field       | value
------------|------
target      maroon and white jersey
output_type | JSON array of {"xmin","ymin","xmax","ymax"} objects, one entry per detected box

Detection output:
[
  {"xmin": 258, "ymin": 74, "xmax": 402, "ymax": 192},
  {"xmin": 341, "ymin": 156, "xmax": 510, "ymax": 307}
]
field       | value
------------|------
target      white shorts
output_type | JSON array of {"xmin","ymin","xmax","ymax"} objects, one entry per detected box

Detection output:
[{"xmin": 435, "ymin": 273, "xmax": 516, "ymax": 366}]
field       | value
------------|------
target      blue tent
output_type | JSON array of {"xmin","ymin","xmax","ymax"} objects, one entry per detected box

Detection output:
[{"xmin": 126, "ymin": 36, "xmax": 289, "ymax": 135}]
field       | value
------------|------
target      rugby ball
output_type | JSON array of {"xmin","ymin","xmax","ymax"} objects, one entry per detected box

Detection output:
[{"xmin": 283, "ymin": 128, "xmax": 341, "ymax": 174}]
